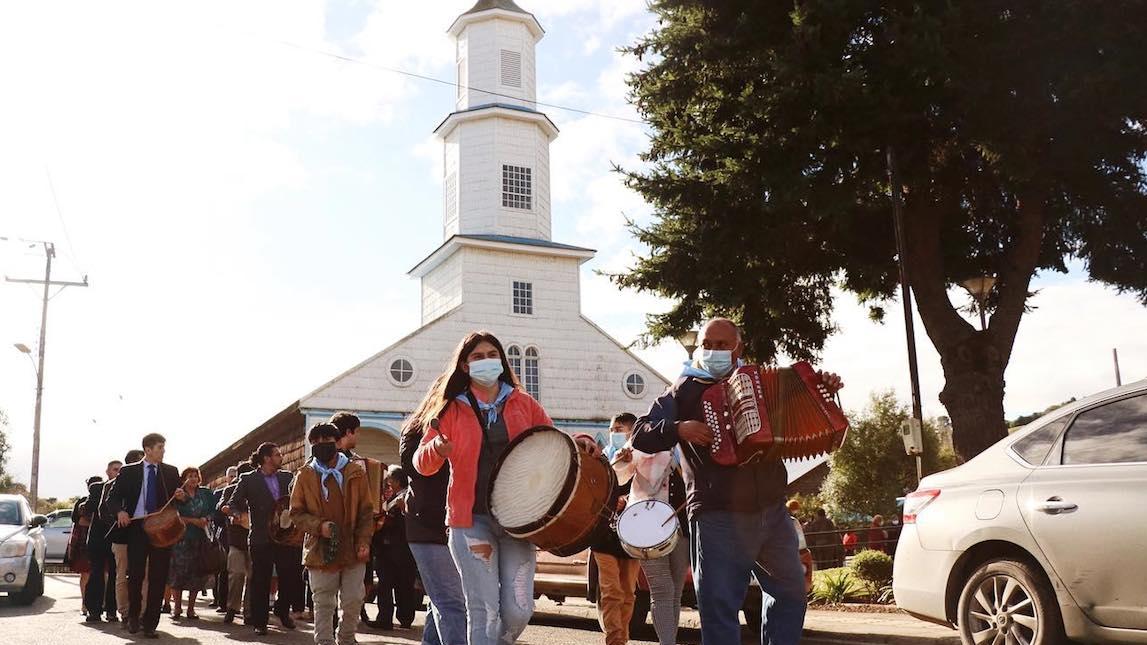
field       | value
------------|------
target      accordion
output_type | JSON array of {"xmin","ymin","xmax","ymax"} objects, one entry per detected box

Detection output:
[{"xmin": 700, "ymin": 362, "xmax": 848, "ymax": 465}]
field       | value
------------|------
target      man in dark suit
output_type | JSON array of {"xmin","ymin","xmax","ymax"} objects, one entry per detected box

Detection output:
[
  {"xmin": 222, "ymin": 442, "xmax": 302, "ymax": 636},
  {"xmin": 84, "ymin": 459, "xmax": 123, "ymax": 622},
  {"xmin": 104, "ymin": 433, "xmax": 184, "ymax": 638}
]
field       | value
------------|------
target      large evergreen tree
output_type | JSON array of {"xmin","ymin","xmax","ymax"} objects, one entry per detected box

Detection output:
[{"xmin": 615, "ymin": 0, "xmax": 1147, "ymax": 459}]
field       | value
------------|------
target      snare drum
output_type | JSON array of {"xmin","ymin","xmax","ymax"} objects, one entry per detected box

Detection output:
[
  {"xmin": 489, "ymin": 426, "xmax": 616, "ymax": 557},
  {"xmin": 615, "ymin": 498, "xmax": 679, "ymax": 559}
]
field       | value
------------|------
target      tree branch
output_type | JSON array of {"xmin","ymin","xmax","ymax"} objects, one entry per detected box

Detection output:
[{"xmin": 990, "ymin": 191, "xmax": 1046, "ymax": 363}]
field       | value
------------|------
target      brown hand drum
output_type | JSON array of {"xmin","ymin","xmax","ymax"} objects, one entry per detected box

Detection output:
[
  {"xmin": 489, "ymin": 425, "xmax": 615, "ymax": 557},
  {"xmin": 142, "ymin": 502, "xmax": 186, "ymax": 548}
]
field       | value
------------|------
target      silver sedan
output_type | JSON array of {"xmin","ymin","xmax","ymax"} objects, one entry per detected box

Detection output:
[{"xmin": 893, "ymin": 380, "xmax": 1147, "ymax": 644}]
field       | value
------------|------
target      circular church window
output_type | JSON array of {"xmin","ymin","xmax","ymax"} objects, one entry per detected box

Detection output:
[
  {"xmin": 624, "ymin": 372, "xmax": 646, "ymax": 398},
  {"xmin": 389, "ymin": 358, "xmax": 415, "ymax": 386}
]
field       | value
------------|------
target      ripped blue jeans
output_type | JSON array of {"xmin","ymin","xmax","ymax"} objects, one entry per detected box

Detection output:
[{"xmin": 447, "ymin": 514, "xmax": 536, "ymax": 645}]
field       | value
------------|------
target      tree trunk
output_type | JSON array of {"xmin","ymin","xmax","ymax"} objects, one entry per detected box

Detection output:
[{"xmin": 936, "ymin": 330, "xmax": 1009, "ymax": 460}]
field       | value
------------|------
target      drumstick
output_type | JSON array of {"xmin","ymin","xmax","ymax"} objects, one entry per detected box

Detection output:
[{"xmin": 660, "ymin": 499, "xmax": 689, "ymax": 527}]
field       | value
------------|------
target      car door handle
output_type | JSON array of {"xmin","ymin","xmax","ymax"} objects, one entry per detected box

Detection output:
[
  {"xmin": 1035, "ymin": 497, "xmax": 1078, "ymax": 515},
  {"xmin": 62, "ymin": 530, "xmax": 71, "ymax": 535}
]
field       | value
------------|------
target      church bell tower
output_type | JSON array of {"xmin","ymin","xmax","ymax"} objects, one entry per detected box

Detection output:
[{"xmin": 436, "ymin": 0, "xmax": 557, "ymax": 241}]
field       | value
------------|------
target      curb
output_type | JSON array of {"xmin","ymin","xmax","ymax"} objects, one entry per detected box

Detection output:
[{"xmin": 802, "ymin": 627, "xmax": 961, "ymax": 644}]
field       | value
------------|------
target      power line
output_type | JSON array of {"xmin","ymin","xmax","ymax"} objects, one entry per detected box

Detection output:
[{"xmin": 269, "ymin": 38, "xmax": 647, "ymax": 126}]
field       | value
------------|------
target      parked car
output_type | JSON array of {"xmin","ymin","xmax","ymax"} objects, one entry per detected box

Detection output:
[
  {"xmin": 0, "ymin": 494, "xmax": 49, "ymax": 605},
  {"xmin": 42, "ymin": 508, "xmax": 73, "ymax": 563},
  {"xmin": 893, "ymin": 380, "xmax": 1147, "ymax": 644}
]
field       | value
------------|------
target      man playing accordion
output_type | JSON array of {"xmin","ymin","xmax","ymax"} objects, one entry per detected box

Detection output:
[{"xmin": 632, "ymin": 318, "xmax": 843, "ymax": 645}]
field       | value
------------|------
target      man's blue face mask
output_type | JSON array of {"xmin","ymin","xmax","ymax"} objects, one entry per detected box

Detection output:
[{"xmin": 694, "ymin": 347, "xmax": 734, "ymax": 379}]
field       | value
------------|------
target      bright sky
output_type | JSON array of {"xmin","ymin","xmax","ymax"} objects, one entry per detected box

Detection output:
[{"xmin": 2, "ymin": 1, "xmax": 1145, "ymax": 500}]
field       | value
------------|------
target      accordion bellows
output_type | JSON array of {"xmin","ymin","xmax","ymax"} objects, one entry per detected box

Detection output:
[{"xmin": 701, "ymin": 362, "xmax": 849, "ymax": 465}]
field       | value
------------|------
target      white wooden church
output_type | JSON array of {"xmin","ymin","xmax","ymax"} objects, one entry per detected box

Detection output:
[{"xmin": 202, "ymin": 0, "xmax": 669, "ymax": 480}]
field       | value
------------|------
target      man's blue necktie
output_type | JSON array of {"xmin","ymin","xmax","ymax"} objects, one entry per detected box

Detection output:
[{"xmin": 145, "ymin": 464, "xmax": 159, "ymax": 513}]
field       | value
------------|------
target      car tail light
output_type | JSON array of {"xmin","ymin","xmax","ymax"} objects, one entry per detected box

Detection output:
[{"xmin": 902, "ymin": 489, "xmax": 940, "ymax": 524}]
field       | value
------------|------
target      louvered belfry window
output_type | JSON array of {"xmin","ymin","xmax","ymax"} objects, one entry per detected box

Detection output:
[{"xmin": 500, "ymin": 49, "xmax": 522, "ymax": 88}]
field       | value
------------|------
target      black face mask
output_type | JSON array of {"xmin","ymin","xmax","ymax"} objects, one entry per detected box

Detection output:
[{"xmin": 312, "ymin": 443, "xmax": 338, "ymax": 464}]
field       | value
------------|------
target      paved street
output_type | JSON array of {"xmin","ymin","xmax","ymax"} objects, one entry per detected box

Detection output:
[
  {"xmin": 0, "ymin": 574, "xmax": 686, "ymax": 645},
  {"xmin": 0, "ymin": 574, "xmax": 958, "ymax": 644}
]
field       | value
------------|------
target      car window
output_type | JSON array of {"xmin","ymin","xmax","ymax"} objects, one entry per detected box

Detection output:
[
  {"xmin": 47, "ymin": 513, "xmax": 72, "ymax": 529},
  {"xmin": 0, "ymin": 501, "xmax": 20, "ymax": 525},
  {"xmin": 1012, "ymin": 417, "xmax": 1068, "ymax": 465},
  {"xmin": 1062, "ymin": 393, "xmax": 1147, "ymax": 465}
]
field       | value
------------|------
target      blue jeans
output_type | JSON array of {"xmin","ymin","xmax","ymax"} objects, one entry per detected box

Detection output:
[
  {"xmin": 447, "ymin": 514, "xmax": 536, "ymax": 645},
  {"xmin": 409, "ymin": 542, "xmax": 467, "ymax": 645},
  {"xmin": 691, "ymin": 503, "xmax": 806, "ymax": 645}
]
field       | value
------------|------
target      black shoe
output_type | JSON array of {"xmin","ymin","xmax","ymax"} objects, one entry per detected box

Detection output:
[
  {"xmin": 160, "ymin": 603, "xmax": 171, "ymax": 614},
  {"xmin": 215, "ymin": 606, "xmax": 227, "ymax": 614},
  {"xmin": 141, "ymin": 629, "xmax": 159, "ymax": 639},
  {"xmin": 399, "ymin": 622, "xmax": 413, "ymax": 629},
  {"xmin": 223, "ymin": 610, "xmax": 235, "ymax": 624},
  {"xmin": 254, "ymin": 626, "xmax": 268, "ymax": 636},
  {"xmin": 208, "ymin": 600, "xmax": 218, "ymax": 608},
  {"xmin": 105, "ymin": 613, "xmax": 119, "ymax": 622},
  {"xmin": 277, "ymin": 613, "xmax": 296, "ymax": 630},
  {"xmin": 127, "ymin": 617, "xmax": 140, "ymax": 634},
  {"xmin": 85, "ymin": 614, "xmax": 103, "ymax": 623}
]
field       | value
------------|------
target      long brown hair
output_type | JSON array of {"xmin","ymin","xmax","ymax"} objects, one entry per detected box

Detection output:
[
  {"xmin": 418, "ymin": 330, "xmax": 521, "ymax": 431},
  {"xmin": 403, "ymin": 374, "xmax": 447, "ymax": 440}
]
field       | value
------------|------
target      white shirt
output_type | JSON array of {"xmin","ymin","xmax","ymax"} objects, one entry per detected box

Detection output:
[{"xmin": 132, "ymin": 460, "xmax": 161, "ymax": 519}]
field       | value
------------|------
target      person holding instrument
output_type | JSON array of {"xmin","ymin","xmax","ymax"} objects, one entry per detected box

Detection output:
[
  {"xmin": 413, "ymin": 330, "xmax": 553, "ymax": 645},
  {"xmin": 631, "ymin": 318, "xmax": 843, "ymax": 645},
  {"xmin": 103, "ymin": 433, "xmax": 185, "ymax": 638}
]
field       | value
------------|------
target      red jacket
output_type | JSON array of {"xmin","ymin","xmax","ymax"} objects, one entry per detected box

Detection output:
[{"xmin": 413, "ymin": 387, "xmax": 552, "ymax": 528}]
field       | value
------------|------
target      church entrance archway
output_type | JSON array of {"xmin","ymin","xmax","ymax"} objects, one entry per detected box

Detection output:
[{"xmin": 355, "ymin": 425, "xmax": 400, "ymax": 466}]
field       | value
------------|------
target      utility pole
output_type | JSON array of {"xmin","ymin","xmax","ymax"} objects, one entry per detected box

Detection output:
[
  {"xmin": 1113, "ymin": 348, "xmax": 1122, "ymax": 387},
  {"xmin": 5, "ymin": 241, "xmax": 88, "ymax": 508},
  {"xmin": 887, "ymin": 148, "xmax": 925, "ymax": 485}
]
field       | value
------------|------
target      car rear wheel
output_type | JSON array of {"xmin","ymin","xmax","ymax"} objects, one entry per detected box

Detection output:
[
  {"xmin": 11, "ymin": 559, "xmax": 44, "ymax": 606},
  {"xmin": 956, "ymin": 559, "xmax": 1065, "ymax": 645}
]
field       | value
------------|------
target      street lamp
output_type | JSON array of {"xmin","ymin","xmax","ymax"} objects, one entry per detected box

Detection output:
[
  {"xmin": 961, "ymin": 276, "xmax": 996, "ymax": 331},
  {"xmin": 677, "ymin": 330, "xmax": 699, "ymax": 358},
  {"xmin": 12, "ymin": 342, "xmax": 44, "ymax": 508}
]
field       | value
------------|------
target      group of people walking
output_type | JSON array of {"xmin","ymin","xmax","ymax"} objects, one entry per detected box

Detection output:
[{"xmin": 67, "ymin": 319, "xmax": 842, "ymax": 645}]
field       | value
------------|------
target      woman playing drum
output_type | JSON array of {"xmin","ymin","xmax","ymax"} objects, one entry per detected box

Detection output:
[{"xmin": 413, "ymin": 330, "xmax": 553, "ymax": 645}]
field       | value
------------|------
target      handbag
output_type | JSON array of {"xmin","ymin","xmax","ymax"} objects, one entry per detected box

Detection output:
[{"xmin": 197, "ymin": 538, "xmax": 227, "ymax": 576}]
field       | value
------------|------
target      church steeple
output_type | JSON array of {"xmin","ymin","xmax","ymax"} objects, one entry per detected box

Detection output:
[{"xmin": 435, "ymin": 1, "xmax": 556, "ymax": 241}]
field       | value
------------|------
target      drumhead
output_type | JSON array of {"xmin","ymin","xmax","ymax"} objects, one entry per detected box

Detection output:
[
  {"xmin": 490, "ymin": 427, "xmax": 574, "ymax": 530},
  {"xmin": 616, "ymin": 499, "xmax": 677, "ymax": 548}
]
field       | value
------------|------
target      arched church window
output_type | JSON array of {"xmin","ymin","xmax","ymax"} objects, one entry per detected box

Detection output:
[
  {"xmin": 388, "ymin": 358, "xmax": 415, "ymax": 387},
  {"xmin": 524, "ymin": 346, "xmax": 540, "ymax": 400},
  {"xmin": 624, "ymin": 372, "xmax": 646, "ymax": 398},
  {"xmin": 507, "ymin": 345, "xmax": 523, "ymax": 381}
]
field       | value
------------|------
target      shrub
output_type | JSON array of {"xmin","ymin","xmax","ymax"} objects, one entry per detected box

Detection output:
[
  {"xmin": 811, "ymin": 569, "xmax": 856, "ymax": 605},
  {"xmin": 850, "ymin": 549, "xmax": 894, "ymax": 589}
]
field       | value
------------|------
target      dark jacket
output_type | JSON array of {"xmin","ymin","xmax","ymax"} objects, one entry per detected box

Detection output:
[
  {"xmin": 85, "ymin": 481, "xmax": 113, "ymax": 549},
  {"xmin": 226, "ymin": 469, "xmax": 294, "ymax": 548},
  {"xmin": 399, "ymin": 425, "xmax": 449, "ymax": 545},
  {"xmin": 103, "ymin": 460, "xmax": 182, "ymax": 525},
  {"xmin": 216, "ymin": 482, "xmax": 249, "ymax": 551},
  {"xmin": 632, "ymin": 376, "xmax": 788, "ymax": 518},
  {"xmin": 99, "ymin": 477, "xmax": 130, "ymax": 544}
]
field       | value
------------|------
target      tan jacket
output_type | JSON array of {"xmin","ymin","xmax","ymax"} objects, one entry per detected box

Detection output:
[{"xmin": 289, "ymin": 459, "xmax": 374, "ymax": 570}]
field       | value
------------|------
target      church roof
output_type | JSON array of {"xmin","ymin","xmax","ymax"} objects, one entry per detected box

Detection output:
[
  {"xmin": 449, "ymin": 0, "xmax": 543, "ymax": 38},
  {"xmin": 462, "ymin": 0, "xmax": 529, "ymax": 16},
  {"xmin": 457, "ymin": 234, "xmax": 593, "ymax": 253},
  {"xmin": 408, "ymin": 234, "xmax": 595, "ymax": 277}
]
